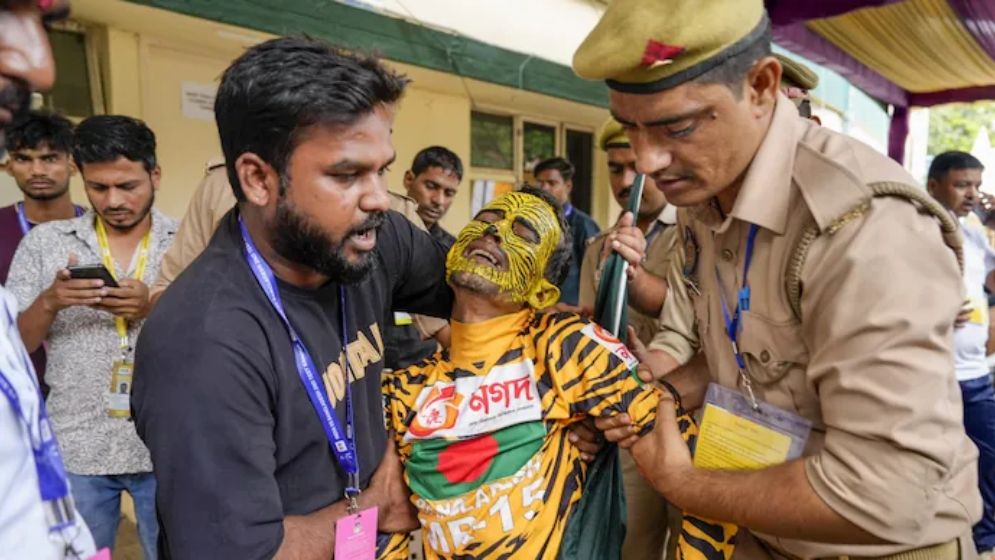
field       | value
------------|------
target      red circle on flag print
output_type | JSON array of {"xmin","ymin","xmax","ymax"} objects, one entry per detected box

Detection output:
[{"xmin": 437, "ymin": 434, "xmax": 499, "ymax": 484}]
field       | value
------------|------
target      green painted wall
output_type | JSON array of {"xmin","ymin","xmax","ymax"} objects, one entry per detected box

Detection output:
[{"xmin": 125, "ymin": 0, "xmax": 610, "ymax": 108}]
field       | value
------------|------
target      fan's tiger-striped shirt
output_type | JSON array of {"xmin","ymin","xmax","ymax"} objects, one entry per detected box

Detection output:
[{"xmin": 381, "ymin": 309, "xmax": 660, "ymax": 559}]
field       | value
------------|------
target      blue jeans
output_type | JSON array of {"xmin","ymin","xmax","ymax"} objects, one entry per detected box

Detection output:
[
  {"xmin": 67, "ymin": 472, "xmax": 158, "ymax": 559},
  {"xmin": 961, "ymin": 376, "xmax": 995, "ymax": 552}
]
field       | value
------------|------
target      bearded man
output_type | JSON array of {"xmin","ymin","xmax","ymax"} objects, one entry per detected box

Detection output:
[{"xmin": 131, "ymin": 37, "xmax": 451, "ymax": 559}]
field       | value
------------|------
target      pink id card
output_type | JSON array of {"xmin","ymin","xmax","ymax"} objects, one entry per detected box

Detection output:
[{"xmin": 334, "ymin": 506, "xmax": 378, "ymax": 560}]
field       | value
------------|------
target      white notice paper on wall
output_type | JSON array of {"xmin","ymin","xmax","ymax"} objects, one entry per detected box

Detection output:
[
  {"xmin": 181, "ymin": 82, "xmax": 217, "ymax": 121},
  {"xmin": 471, "ymin": 179, "xmax": 495, "ymax": 216}
]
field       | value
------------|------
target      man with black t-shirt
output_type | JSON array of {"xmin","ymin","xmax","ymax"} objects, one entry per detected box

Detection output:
[{"xmin": 132, "ymin": 38, "xmax": 452, "ymax": 559}]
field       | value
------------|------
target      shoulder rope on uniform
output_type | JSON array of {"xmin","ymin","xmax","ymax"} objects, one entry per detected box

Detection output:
[{"xmin": 786, "ymin": 181, "xmax": 964, "ymax": 320}]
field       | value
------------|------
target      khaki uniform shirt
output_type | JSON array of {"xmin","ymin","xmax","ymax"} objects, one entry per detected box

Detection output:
[
  {"xmin": 149, "ymin": 159, "xmax": 447, "ymax": 337},
  {"xmin": 648, "ymin": 228, "xmax": 698, "ymax": 363},
  {"xmin": 666, "ymin": 96, "xmax": 980, "ymax": 557},
  {"xmin": 579, "ymin": 206, "xmax": 694, "ymax": 360},
  {"xmin": 151, "ymin": 159, "xmax": 232, "ymax": 295}
]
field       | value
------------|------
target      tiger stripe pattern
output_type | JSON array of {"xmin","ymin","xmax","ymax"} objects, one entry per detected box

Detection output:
[
  {"xmin": 672, "ymin": 405, "xmax": 739, "ymax": 560},
  {"xmin": 381, "ymin": 310, "xmax": 658, "ymax": 559}
]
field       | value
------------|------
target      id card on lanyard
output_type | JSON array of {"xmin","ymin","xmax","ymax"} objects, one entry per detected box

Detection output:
[
  {"xmin": 238, "ymin": 217, "xmax": 377, "ymax": 559},
  {"xmin": 94, "ymin": 217, "xmax": 151, "ymax": 418},
  {"xmin": 696, "ymin": 224, "xmax": 811, "ymax": 469}
]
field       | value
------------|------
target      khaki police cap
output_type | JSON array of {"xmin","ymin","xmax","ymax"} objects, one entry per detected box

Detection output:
[
  {"xmin": 598, "ymin": 118, "xmax": 629, "ymax": 151},
  {"xmin": 574, "ymin": 0, "xmax": 767, "ymax": 94},
  {"xmin": 775, "ymin": 53, "xmax": 819, "ymax": 91}
]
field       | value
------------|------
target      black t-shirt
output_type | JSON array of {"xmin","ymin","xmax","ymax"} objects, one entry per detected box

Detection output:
[
  {"xmin": 383, "ymin": 223, "xmax": 455, "ymax": 370},
  {"xmin": 428, "ymin": 222, "xmax": 456, "ymax": 248},
  {"xmin": 133, "ymin": 209, "xmax": 452, "ymax": 559}
]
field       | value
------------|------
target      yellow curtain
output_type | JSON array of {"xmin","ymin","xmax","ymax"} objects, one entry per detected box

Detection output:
[{"xmin": 808, "ymin": 0, "xmax": 995, "ymax": 93}]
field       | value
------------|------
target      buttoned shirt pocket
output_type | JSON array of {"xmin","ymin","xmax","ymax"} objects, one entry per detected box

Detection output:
[{"xmin": 737, "ymin": 312, "xmax": 808, "ymax": 385}]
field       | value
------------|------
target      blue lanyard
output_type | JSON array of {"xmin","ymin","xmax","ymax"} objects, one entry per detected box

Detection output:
[
  {"xmin": 0, "ymin": 306, "xmax": 74, "ymax": 532},
  {"xmin": 16, "ymin": 202, "xmax": 85, "ymax": 235},
  {"xmin": 645, "ymin": 220, "xmax": 665, "ymax": 246},
  {"xmin": 716, "ymin": 224, "xmax": 760, "ymax": 370},
  {"xmin": 237, "ymin": 217, "xmax": 361, "ymax": 498}
]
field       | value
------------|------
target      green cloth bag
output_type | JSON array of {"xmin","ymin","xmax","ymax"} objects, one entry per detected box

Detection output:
[{"xmin": 559, "ymin": 174, "xmax": 646, "ymax": 560}]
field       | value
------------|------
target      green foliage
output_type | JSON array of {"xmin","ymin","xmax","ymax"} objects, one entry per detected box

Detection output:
[
  {"xmin": 928, "ymin": 101, "xmax": 995, "ymax": 156},
  {"xmin": 471, "ymin": 112, "xmax": 514, "ymax": 170},
  {"xmin": 523, "ymin": 123, "xmax": 555, "ymax": 173}
]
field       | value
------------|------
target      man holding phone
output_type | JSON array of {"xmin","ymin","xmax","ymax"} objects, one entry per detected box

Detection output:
[{"xmin": 6, "ymin": 114, "xmax": 176, "ymax": 559}]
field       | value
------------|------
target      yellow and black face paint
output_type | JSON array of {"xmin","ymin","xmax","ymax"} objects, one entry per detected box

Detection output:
[{"xmin": 447, "ymin": 192, "xmax": 562, "ymax": 309}]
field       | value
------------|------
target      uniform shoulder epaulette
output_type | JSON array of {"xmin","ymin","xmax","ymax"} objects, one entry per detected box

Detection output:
[{"xmin": 786, "ymin": 180, "xmax": 962, "ymax": 320}]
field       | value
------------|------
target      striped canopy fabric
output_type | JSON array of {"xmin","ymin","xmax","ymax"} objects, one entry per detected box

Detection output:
[{"xmin": 765, "ymin": 0, "xmax": 995, "ymax": 161}]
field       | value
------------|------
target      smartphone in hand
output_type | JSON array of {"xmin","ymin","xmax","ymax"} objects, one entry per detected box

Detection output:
[{"xmin": 67, "ymin": 264, "xmax": 119, "ymax": 288}]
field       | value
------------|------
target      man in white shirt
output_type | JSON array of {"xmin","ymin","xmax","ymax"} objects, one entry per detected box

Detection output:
[
  {"xmin": 0, "ymin": 287, "xmax": 96, "ymax": 558},
  {"xmin": 928, "ymin": 151, "xmax": 995, "ymax": 558},
  {"xmin": 0, "ymin": 1, "xmax": 97, "ymax": 558}
]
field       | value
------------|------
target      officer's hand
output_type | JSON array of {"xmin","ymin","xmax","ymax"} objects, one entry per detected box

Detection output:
[
  {"xmin": 625, "ymin": 326, "xmax": 656, "ymax": 383},
  {"xmin": 567, "ymin": 418, "xmax": 603, "ymax": 462},
  {"xmin": 626, "ymin": 326, "xmax": 681, "ymax": 383},
  {"xmin": 41, "ymin": 254, "xmax": 108, "ymax": 313},
  {"xmin": 600, "ymin": 212, "xmax": 648, "ymax": 281},
  {"xmin": 630, "ymin": 393, "xmax": 694, "ymax": 495},
  {"xmin": 97, "ymin": 279, "xmax": 151, "ymax": 321}
]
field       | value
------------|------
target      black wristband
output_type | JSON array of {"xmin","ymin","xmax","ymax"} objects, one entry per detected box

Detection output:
[{"xmin": 658, "ymin": 379, "xmax": 684, "ymax": 412}]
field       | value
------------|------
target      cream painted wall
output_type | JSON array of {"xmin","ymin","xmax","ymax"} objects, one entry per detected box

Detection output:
[
  {"xmin": 389, "ymin": 87, "xmax": 472, "ymax": 234},
  {"xmin": 102, "ymin": 27, "xmax": 143, "ymax": 116},
  {"xmin": 137, "ymin": 37, "xmax": 230, "ymax": 218}
]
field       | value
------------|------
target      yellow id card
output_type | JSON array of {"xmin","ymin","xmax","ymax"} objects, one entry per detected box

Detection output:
[
  {"xmin": 107, "ymin": 359, "xmax": 134, "ymax": 418},
  {"xmin": 693, "ymin": 383, "xmax": 811, "ymax": 470},
  {"xmin": 695, "ymin": 405, "xmax": 792, "ymax": 469}
]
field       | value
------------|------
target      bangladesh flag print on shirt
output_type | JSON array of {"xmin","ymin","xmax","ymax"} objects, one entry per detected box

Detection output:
[
  {"xmin": 406, "ymin": 422, "xmax": 545, "ymax": 500},
  {"xmin": 402, "ymin": 358, "xmax": 547, "ymax": 500}
]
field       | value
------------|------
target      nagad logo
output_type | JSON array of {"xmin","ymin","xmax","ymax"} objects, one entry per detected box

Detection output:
[
  {"xmin": 585, "ymin": 323, "xmax": 637, "ymax": 367},
  {"xmin": 410, "ymin": 384, "xmax": 464, "ymax": 438}
]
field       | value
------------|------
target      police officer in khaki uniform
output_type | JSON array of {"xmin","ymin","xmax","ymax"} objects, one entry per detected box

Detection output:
[
  {"xmin": 578, "ymin": 119, "xmax": 692, "ymax": 560},
  {"xmin": 638, "ymin": 53, "xmax": 822, "ymax": 382},
  {"xmin": 775, "ymin": 53, "xmax": 821, "ymax": 123},
  {"xmin": 576, "ymin": 1, "xmax": 982, "ymax": 558},
  {"xmin": 579, "ymin": 119, "xmax": 683, "ymax": 346}
]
